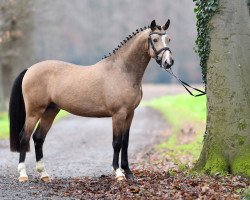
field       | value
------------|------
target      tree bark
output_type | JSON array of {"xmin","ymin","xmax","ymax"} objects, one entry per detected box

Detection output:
[
  {"xmin": 0, "ymin": 0, "xmax": 34, "ymax": 105},
  {"xmin": 0, "ymin": 66, "xmax": 6, "ymax": 111},
  {"xmin": 195, "ymin": 0, "xmax": 250, "ymax": 177}
]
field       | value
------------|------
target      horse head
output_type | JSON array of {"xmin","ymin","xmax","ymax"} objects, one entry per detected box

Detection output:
[{"xmin": 148, "ymin": 19, "xmax": 174, "ymax": 69}]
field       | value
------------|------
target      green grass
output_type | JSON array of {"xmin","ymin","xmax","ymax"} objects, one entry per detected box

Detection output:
[
  {"xmin": 144, "ymin": 94, "xmax": 206, "ymax": 162},
  {"xmin": 0, "ymin": 112, "xmax": 9, "ymax": 139},
  {"xmin": 55, "ymin": 110, "xmax": 69, "ymax": 122},
  {"xmin": 144, "ymin": 94, "xmax": 206, "ymax": 126},
  {"xmin": 0, "ymin": 110, "xmax": 69, "ymax": 140}
]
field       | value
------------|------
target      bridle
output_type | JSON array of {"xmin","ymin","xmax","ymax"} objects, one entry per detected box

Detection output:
[
  {"xmin": 148, "ymin": 31, "xmax": 206, "ymax": 97},
  {"xmin": 148, "ymin": 32, "xmax": 171, "ymax": 65}
]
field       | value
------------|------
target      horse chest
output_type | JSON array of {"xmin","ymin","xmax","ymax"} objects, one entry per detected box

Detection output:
[{"xmin": 106, "ymin": 85, "xmax": 142, "ymax": 112}]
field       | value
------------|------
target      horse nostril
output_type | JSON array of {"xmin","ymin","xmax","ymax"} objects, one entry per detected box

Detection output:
[{"xmin": 171, "ymin": 59, "xmax": 174, "ymax": 66}]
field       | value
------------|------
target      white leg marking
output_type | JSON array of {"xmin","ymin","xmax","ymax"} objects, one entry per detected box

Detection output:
[
  {"xmin": 18, "ymin": 163, "xmax": 28, "ymax": 181},
  {"xmin": 114, "ymin": 168, "xmax": 125, "ymax": 181},
  {"xmin": 36, "ymin": 159, "xmax": 50, "ymax": 181}
]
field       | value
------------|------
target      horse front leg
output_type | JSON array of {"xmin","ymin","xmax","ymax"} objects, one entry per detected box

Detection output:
[
  {"xmin": 121, "ymin": 111, "xmax": 135, "ymax": 180},
  {"xmin": 112, "ymin": 111, "xmax": 127, "ymax": 181}
]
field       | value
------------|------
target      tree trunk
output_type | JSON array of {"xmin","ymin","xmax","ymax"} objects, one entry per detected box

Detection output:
[
  {"xmin": 0, "ymin": 0, "xmax": 34, "ymax": 105},
  {"xmin": 0, "ymin": 66, "xmax": 6, "ymax": 111},
  {"xmin": 195, "ymin": 0, "xmax": 250, "ymax": 177}
]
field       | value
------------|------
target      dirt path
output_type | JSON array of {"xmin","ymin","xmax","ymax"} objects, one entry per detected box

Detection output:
[{"xmin": 0, "ymin": 84, "xmax": 185, "ymax": 199}]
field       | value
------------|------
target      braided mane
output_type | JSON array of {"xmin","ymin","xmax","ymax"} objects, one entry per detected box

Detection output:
[{"xmin": 102, "ymin": 25, "xmax": 150, "ymax": 59}]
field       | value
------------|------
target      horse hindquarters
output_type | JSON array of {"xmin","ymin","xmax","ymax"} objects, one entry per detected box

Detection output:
[{"xmin": 9, "ymin": 68, "xmax": 49, "ymax": 182}]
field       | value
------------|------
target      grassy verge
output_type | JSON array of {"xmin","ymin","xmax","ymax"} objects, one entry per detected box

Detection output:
[
  {"xmin": 0, "ymin": 110, "xmax": 69, "ymax": 140},
  {"xmin": 0, "ymin": 112, "xmax": 9, "ymax": 139},
  {"xmin": 55, "ymin": 110, "xmax": 69, "ymax": 122},
  {"xmin": 144, "ymin": 93, "xmax": 206, "ymax": 164}
]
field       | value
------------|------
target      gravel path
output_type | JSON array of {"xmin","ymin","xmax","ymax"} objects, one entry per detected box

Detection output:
[{"xmin": 0, "ymin": 84, "xmax": 185, "ymax": 199}]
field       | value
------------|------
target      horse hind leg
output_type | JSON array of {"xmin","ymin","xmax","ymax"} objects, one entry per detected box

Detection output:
[
  {"xmin": 32, "ymin": 104, "xmax": 60, "ymax": 182},
  {"xmin": 18, "ymin": 113, "xmax": 42, "ymax": 182}
]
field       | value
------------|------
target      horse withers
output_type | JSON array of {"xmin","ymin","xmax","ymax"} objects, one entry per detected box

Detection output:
[{"xmin": 9, "ymin": 20, "xmax": 174, "ymax": 182}]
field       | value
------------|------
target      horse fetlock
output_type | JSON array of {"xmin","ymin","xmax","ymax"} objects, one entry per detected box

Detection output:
[
  {"xmin": 36, "ymin": 160, "xmax": 51, "ymax": 182},
  {"xmin": 122, "ymin": 167, "xmax": 135, "ymax": 180},
  {"xmin": 18, "ymin": 162, "xmax": 27, "ymax": 176},
  {"xmin": 114, "ymin": 168, "xmax": 126, "ymax": 181},
  {"xmin": 18, "ymin": 163, "xmax": 28, "ymax": 182},
  {"xmin": 36, "ymin": 159, "xmax": 45, "ymax": 173}
]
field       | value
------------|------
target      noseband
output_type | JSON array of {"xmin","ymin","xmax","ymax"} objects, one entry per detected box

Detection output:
[{"xmin": 148, "ymin": 32, "xmax": 171, "ymax": 65}]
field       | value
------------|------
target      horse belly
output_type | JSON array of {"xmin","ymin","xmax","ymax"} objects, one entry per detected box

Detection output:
[
  {"xmin": 53, "ymin": 90, "xmax": 111, "ymax": 118},
  {"xmin": 62, "ymin": 104, "xmax": 111, "ymax": 118}
]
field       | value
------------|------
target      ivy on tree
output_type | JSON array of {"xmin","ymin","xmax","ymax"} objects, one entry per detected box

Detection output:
[{"xmin": 193, "ymin": 0, "xmax": 219, "ymax": 84}]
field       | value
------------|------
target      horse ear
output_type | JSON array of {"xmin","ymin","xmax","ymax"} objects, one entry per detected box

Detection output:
[
  {"xmin": 163, "ymin": 19, "xmax": 170, "ymax": 30},
  {"xmin": 150, "ymin": 20, "xmax": 157, "ymax": 31}
]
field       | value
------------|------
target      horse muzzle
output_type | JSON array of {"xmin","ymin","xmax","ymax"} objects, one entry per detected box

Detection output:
[{"xmin": 163, "ymin": 59, "xmax": 174, "ymax": 69}]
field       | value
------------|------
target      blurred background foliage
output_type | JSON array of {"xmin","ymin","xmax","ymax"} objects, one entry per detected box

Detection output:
[{"xmin": 0, "ymin": 0, "xmax": 201, "ymax": 111}]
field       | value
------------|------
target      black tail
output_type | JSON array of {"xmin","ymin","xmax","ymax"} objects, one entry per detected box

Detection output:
[{"xmin": 9, "ymin": 69, "xmax": 28, "ymax": 152}]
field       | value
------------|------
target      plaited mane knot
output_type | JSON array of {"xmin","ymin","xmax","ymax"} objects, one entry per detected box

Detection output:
[{"xmin": 102, "ymin": 25, "xmax": 149, "ymax": 59}]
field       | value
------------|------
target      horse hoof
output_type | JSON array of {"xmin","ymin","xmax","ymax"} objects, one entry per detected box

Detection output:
[
  {"xmin": 19, "ymin": 176, "xmax": 28, "ymax": 182},
  {"xmin": 125, "ymin": 173, "xmax": 135, "ymax": 180},
  {"xmin": 116, "ymin": 176, "xmax": 126, "ymax": 181},
  {"xmin": 41, "ymin": 176, "xmax": 51, "ymax": 183}
]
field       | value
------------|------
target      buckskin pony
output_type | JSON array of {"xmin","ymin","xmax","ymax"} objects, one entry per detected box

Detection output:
[{"xmin": 9, "ymin": 20, "xmax": 174, "ymax": 182}]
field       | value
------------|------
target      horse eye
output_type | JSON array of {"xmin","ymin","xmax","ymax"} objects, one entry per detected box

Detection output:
[{"xmin": 153, "ymin": 38, "xmax": 158, "ymax": 43}]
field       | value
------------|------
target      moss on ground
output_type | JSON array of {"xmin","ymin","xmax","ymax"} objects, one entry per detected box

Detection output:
[{"xmin": 231, "ymin": 149, "xmax": 250, "ymax": 178}]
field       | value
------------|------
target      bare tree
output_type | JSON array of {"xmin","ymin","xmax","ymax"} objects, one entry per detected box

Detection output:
[
  {"xmin": 0, "ymin": 66, "xmax": 4, "ymax": 110},
  {"xmin": 0, "ymin": 0, "xmax": 34, "ymax": 110}
]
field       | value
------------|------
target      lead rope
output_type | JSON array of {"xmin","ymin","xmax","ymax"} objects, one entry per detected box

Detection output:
[{"xmin": 164, "ymin": 67, "xmax": 206, "ymax": 97}]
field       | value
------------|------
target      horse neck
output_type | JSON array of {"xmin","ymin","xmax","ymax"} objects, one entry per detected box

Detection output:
[{"xmin": 109, "ymin": 30, "xmax": 151, "ymax": 85}]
